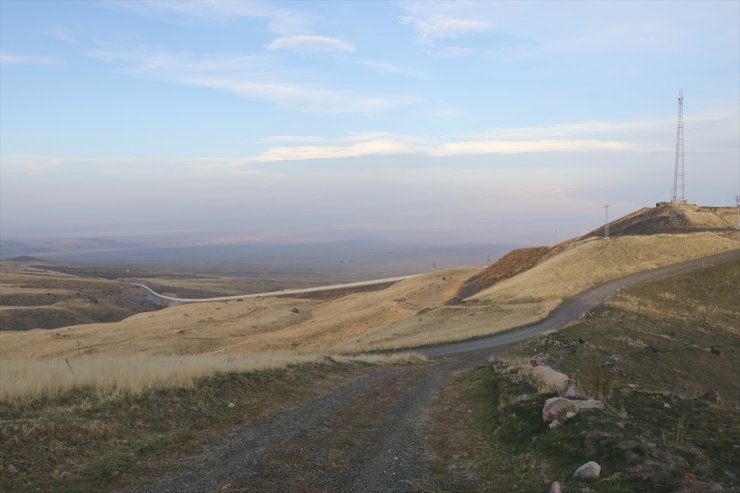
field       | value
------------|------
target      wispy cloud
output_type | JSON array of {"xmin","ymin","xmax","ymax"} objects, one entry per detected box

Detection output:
[
  {"xmin": 240, "ymin": 125, "xmax": 666, "ymax": 164},
  {"xmin": 401, "ymin": 16, "xmax": 490, "ymax": 44},
  {"xmin": 266, "ymin": 35, "xmax": 355, "ymax": 54},
  {"xmin": 111, "ymin": 0, "xmax": 312, "ymax": 35},
  {"xmin": 0, "ymin": 51, "xmax": 64, "ymax": 66},
  {"xmin": 88, "ymin": 47, "xmax": 413, "ymax": 114}
]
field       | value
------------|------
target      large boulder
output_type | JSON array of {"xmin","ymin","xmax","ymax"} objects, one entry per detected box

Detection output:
[
  {"xmin": 542, "ymin": 397, "xmax": 579, "ymax": 422},
  {"xmin": 542, "ymin": 397, "xmax": 605, "ymax": 422},
  {"xmin": 573, "ymin": 461, "xmax": 601, "ymax": 479}
]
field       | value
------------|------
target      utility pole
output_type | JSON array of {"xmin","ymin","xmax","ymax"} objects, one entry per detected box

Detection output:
[
  {"xmin": 604, "ymin": 205, "xmax": 610, "ymax": 239},
  {"xmin": 735, "ymin": 195, "xmax": 740, "ymax": 229},
  {"xmin": 429, "ymin": 263, "xmax": 438, "ymax": 309},
  {"xmin": 672, "ymin": 90, "xmax": 685, "ymax": 204}
]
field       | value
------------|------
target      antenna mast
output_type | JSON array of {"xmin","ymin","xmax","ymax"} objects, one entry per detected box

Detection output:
[{"xmin": 671, "ymin": 90, "xmax": 685, "ymax": 204}]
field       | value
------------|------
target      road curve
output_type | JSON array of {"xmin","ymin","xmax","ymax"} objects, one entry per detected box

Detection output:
[
  {"xmin": 127, "ymin": 274, "xmax": 420, "ymax": 304},
  {"xmin": 421, "ymin": 247, "xmax": 740, "ymax": 358}
]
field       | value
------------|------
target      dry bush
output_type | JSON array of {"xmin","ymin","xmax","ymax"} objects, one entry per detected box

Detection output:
[{"xmin": 580, "ymin": 366, "xmax": 617, "ymax": 401}]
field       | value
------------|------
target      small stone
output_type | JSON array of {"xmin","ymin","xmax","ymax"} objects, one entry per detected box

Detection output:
[
  {"xmin": 616, "ymin": 421, "xmax": 625, "ymax": 429},
  {"xmin": 549, "ymin": 481, "xmax": 562, "ymax": 493},
  {"xmin": 509, "ymin": 394, "xmax": 531, "ymax": 405},
  {"xmin": 565, "ymin": 383, "xmax": 579, "ymax": 398},
  {"xmin": 59, "ymin": 471, "xmax": 73, "ymax": 480},
  {"xmin": 663, "ymin": 403, "xmax": 671, "ymax": 409},
  {"xmin": 573, "ymin": 461, "xmax": 601, "ymax": 479},
  {"xmin": 549, "ymin": 419, "xmax": 561, "ymax": 430},
  {"xmin": 7, "ymin": 464, "xmax": 18, "ymax": 474},
  {"xmin": 227, "ymin": 402, "xmax": 236, "ymax": 408}
]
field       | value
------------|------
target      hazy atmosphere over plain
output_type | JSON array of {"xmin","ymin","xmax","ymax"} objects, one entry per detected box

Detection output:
[{"xmin": 1, "ymin": 0, "xmax": 738, "ymax": 244}]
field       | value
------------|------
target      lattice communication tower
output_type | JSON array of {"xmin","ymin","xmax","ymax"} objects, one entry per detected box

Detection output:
[{"xmin": 672, "ymin": 90, "xmax": 685, "ymax": 204}]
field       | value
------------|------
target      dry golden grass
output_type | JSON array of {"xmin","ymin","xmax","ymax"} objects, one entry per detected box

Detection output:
[
  {"xmin": 0, "ymin": 352, "xmax": 425, "ymax": 404},
  {"xmin": 470, "ymin": 232, "xmax": 738, "ymax": 305},
  {"xmin": 1, "ymin": 232, "xmax": 737, "ymax": 361},
  {"xmin": 0, "ymin": 267, "xmax": 477, "ymax": 358}
]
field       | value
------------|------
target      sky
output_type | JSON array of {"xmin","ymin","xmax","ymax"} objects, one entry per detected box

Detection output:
[{"xmin": 1, "ymin": 0, "xmax": 738, "ymax": 245}]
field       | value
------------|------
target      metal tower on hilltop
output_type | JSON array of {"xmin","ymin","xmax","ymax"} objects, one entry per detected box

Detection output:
[{"xmin": 671, "ymin": 90, "xmax": 686, "ymax": 204}]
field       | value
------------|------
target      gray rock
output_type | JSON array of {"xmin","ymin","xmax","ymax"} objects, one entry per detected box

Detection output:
[
  {"xmin": 509, "ymin": 394, "xmax": 531, "ymax": 405},
  {"xmin": 59, "ymin": 471, "xmax": 73, "ymax": 480},
  {"xmin": 573, "ymin": 461, "xmax": 601, "ymax": 479},
  {"xmin": 543, "ymin": 397, "xmax": 579, "ymax": 422},
  {"xmin": 543, "ymin": 397, "xmax": 604, "ymax": 422},
  {"xmin": 548, "ymin": 419, "xmax": 561, "ymax": 430},
  {"xmin": 549, "ymin": 481, "xmax": 562, "ymax": 493},
  {"xmin": 565, "ymin": 382, "xmax": 579, "ymax": 398},
  {"xmin": 663, "ymin": 402, "xmax": 671, "ymax": 409},
  {"xmin": 227, "ymin": 402, "xmax": 236, "ymax": 408},
  {"xmin": 7, "ymin": 464, "xmax": 18, "ymax": 474},
  {"xmin": 575, "ymin": 399, "xmax": 605, "ymax": 411}
]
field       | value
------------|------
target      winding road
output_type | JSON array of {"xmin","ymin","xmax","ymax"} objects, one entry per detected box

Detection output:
[
  {"xmin": 127, "ymin": 274, "xmax": 420, "ymax": 304},
  {"xmin": 131, "ymin": 248, "xmax": 740, "ymax": 493}
]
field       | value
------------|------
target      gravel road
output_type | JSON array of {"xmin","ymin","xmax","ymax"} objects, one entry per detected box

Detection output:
[{"xmin": 130, "ymin": 249, "xmax": 739, "ymax": 492}]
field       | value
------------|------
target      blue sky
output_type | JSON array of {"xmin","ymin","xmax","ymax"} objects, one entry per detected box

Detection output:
[{"xmin": 1, "ymin": 0, "xmax": 738, "ymax": 243}]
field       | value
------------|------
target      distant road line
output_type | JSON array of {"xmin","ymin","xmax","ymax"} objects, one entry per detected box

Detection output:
[{"xmin": 126, "ymin": 274, "xmax": 421, "ymax": 304}]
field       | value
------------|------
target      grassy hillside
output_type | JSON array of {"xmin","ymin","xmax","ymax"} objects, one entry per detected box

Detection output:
[
  {"xmin": 430, "ymin": 257, "xmax": 740, "ymax": 492},
  {"xmin": 0, "ymin": 263, "xmax": 162, "ymax": 331}
]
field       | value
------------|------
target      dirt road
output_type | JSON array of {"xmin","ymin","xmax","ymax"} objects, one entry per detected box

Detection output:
[{"xmin": 130, "ymin": 249, "xmax": 739, "ymax": 492}]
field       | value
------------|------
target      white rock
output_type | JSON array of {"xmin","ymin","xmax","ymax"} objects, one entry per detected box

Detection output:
[
  {"xmin": 531, "ymin": 365, "xmax": 569, "ymax": 392},
  {"xmin": 549, "ymin": 481, "xmax": 562, "ymax": 493},
  {"xmin": 543, "ymin": 397, "xmax": 579, "ymax": 422},
  {"xmin": 573, "ymin": 461, "xmax": 601, "ymax": 479},
  {"xmin": 565, "ymin": 383, "xmax": 579, "ymax": 398},
  {"xmin": 227, "ymin": 402, "xmax": 236, "ymax": 408},
  {"xmin": 663, "ymin": 403, "xmax": 671, "ymax": 409}
]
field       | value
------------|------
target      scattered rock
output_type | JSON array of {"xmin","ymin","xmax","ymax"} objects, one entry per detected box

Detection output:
[
  {"xmin": 565, "ymin": 382, "xmax": 580, "ymax": 398},
  {"xmin": 710, "ymin": 347, "xmax": 721, "ymax": 356},
  {"xmin": 290, "ymin": 307, "xmax": 300, "ymax": 314},
  {"xmin": 549, "ymin": 419, "xmax": 561, "ymax": 430},
  {"xmin": 542, "ymin": 397, "xmax": 605, "ymax": 422},
  {"xmin": 59, "ymin": 471, "xmax": 73, "ymax": 480},
  {"xmin": 509, "ymin": 394, "xmax": 531, "ymax": 405},
  {"xmin": 227, "ymin": 402, "xmax": 236, "ymax": 408},
  {"xmin": 549, "ymin": 481, "xmax": 562, "ymax": 493},
  {"xmin": 663, "ymin": 403, "xmax": 671, "ymax": 409},
  {"xmin": 616, "ymin": 421, "xmax": 625, "ymax": 429},
  {"xmin": 575, "ymin": 399, "xmax": 606, "ymax": 411},
  {"xmin": 702, "ymin": 388, "xmax": 723, "ymax": 402},
  {"xmin": 543, "ymin": 397, "xmax": 579, "ymax": 422},
  {"xmin": 7, "ymin": 464, "xmax": 18, "ymax": 474},
  {"xmin": 573, "ymin": 461, "xmax": 601, "ymax": 479}
]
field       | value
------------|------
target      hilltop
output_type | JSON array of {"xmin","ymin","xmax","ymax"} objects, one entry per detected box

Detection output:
[{"xmin": 1, "ymin": 204, "xmax": 738, "ymax": 360}]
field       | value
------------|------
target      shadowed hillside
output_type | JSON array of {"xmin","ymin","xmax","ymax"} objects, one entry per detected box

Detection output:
[{"xmin": 581, "ymin": 203, "xmax": 737, "ymax": 239}]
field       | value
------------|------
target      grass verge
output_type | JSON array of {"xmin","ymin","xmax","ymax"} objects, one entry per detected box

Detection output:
[{"xmin": 0, "ymin": 356, "xmax": 423, "ymax": 492}]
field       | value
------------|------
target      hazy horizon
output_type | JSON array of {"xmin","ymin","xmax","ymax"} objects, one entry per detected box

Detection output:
[{"xmin": 2, "ymin": 1, "xmax": 739, "ymax": 245}]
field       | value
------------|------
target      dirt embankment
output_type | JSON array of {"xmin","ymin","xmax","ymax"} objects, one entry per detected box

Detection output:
[{"xmin": 447, "ymin": 246, "xmax": 553, "ymax": 304}]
